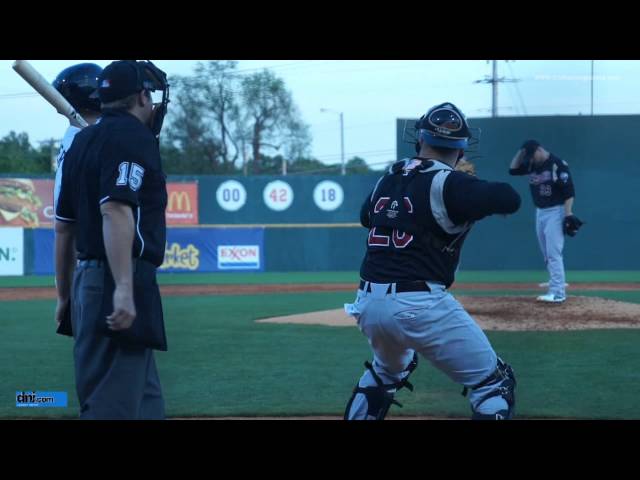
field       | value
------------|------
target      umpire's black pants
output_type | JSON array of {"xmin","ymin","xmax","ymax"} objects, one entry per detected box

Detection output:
[{"xmin": 71, "ymin": 260, "xmax": 165, "ymax": 420}]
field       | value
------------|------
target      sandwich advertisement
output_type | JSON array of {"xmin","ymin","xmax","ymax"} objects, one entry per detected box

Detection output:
[{"xmin": 0, "ymin": 178, "xmax": 54, "ymax": 227}]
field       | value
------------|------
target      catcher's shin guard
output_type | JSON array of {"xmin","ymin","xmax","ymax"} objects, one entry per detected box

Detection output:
[
  {"xmin": 344, "ymin": 354, "xmax": 418, "ymax": 420},
  {"xmin": 462, "ymin": 357, "xmax": 516, "ymax": 420}
]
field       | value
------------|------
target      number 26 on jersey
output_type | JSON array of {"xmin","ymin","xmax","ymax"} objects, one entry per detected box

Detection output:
[{"xmin": 367, "ymin": 197, "xmax": 414, "ymax": 248}]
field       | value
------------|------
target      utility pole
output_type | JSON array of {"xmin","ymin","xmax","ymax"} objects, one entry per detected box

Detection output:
[
  {"xmin": 492, "ymin": 60, "xmax": 498, "ymax": 117},
  {"xmin": 474, "ymin": 60, "xmax": 520, "ymax": 117},
  {"xmin": 590, "ymin": 60, "xmax": 594, "ymax": 116},
  {"xmin": 241, "ymin": 137, "xmax": 248, "ymax": 176},
  {"xmin": 339, "ymin": 112, "xmax": 345, "ymax": 175},
  {"xmin": 320, "ymin": 108, "xmax": 346, "ymax": 175}
]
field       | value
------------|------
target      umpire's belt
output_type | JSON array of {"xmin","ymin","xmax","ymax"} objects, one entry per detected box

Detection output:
[
  {"xmin": 77, "ymin": 259, "xmax": 105, "ymax": 268},
  {"xmin": 77, "ymin": 258, "xmax": 153, "ymax": 272},
  {"xmin": 359, "ymin": 280, "xmax": 431, "ymax": 294}
]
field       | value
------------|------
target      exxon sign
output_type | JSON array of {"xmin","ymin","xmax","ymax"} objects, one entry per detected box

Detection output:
[{"xmin": 217, "ymin": 245, "xmax": 260, "ymax": 270}]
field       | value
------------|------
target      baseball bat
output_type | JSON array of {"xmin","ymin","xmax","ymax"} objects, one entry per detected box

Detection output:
[{"xmin": 12, "ymin": 60, "xmax": 89, "ymax": 128}]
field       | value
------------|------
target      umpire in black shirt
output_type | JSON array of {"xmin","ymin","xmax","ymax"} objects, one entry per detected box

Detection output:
[{"xmin": 54, "ymin": 60, "xmax": 170, "ymax": 419}]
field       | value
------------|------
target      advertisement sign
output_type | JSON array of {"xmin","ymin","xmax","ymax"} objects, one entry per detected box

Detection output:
[
  {"xmin": 0, "ymin": 227, "xmax": 24, "ymax": 275},
  {"xmin": 217, "ymin": 245, "xmax": 260, "ymax": 270},
  {"xmin": 0, "ymin": 179, "xmax": 198, "ymax": 227},
  {"xmin": 31, "ymin": 227, "xmax": 263, "ymax": 275},
  {"xmin": 159, "ymin": 228, "xmax": 264, "ymax": 273},
  {"xmin": 0, "ymin": 178, "xmax": 54, "ymax": 227},
  {"xmin": 33, "ymin": 228, "xmax": 55, "ymax": 275},
  {"xmin": 166, "ymin": 182, "xmax": 199, "ymax": 225}
]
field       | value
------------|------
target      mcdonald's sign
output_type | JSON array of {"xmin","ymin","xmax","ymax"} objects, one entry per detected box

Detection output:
[{"xmin": 166, "ymin": 182, "xmax": 199, "ymax": 225}]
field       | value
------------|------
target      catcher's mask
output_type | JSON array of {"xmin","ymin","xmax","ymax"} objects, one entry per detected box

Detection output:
[
  {"xmin": 93, "ymin": 60, "xmax": 170, "ymax": 140},
  {"xmin": 403, "ymin": 102, "xmax": 480, "ymax": 159},
  {"xmin": 141, "ymin": 61, "xmax": 170, "ymax": 140}
]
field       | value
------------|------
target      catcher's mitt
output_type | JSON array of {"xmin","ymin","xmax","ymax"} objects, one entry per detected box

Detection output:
[
  {"xmin": 563, "ymin": 214, "xmax": 584, "ymax": 237},
  {"xmin": 455, "ymin": 158, "xmax": 476, "ymax": 176}
]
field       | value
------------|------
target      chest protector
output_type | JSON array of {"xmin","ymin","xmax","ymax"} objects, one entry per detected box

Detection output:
[{"xmin": 368, "ymin": 158, "xmax": 471, "ymax": 256}]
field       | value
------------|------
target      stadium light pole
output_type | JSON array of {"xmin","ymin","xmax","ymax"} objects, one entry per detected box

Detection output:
[{"xmin": 320, "ymin": 108, "xmax": 345, "ymax": 175}]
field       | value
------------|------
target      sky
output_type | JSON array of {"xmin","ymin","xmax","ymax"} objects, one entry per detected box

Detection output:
[{"xmin": 1, "ymin": 60, "xmax": 639, "ymax": 170}]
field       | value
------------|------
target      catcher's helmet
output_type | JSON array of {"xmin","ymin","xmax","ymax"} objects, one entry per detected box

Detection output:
[
  {"xmin": 416, "ymin": 102, "xmax": 471, "ymax": 149},
  {"xmin": 52, "ymin": 63, "xmax": 103, "ymax": 113}
]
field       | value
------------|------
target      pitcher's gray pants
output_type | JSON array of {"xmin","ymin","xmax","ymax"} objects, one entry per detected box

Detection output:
[{"xmin": 536, "ymin": 205, "xmax": 566, "ymax": 298}]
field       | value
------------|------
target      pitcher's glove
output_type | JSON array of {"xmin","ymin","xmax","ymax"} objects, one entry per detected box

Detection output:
[{"xmin": 563, "ymin": 215, "xmax": 584, "ymax": 237}]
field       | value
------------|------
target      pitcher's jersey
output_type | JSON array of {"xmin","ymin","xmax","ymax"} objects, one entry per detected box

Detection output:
[
  {"xmin": 360, "ymin": 157, "xmax": 521, "ymax": 288},
  {"xmin": 509, "ymin": 153, "xmax": 575, "ymax": 209}
]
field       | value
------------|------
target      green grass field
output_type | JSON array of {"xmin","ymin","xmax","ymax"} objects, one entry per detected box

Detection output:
[{"xmin": 1, "ymin": 271, "xmax": 639, "ymax": 419}]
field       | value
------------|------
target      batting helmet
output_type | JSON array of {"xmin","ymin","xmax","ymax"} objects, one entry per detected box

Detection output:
[
  {"xmin": 52, "ymin": 63, "xmax": 103, "ymax": 113},
  {"xmin": 416, "ymin": 102, "xmax": 471, "ymax": 150}
]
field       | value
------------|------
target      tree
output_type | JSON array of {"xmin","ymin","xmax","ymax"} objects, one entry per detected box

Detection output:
[
  {"xmin": 289, "ymin": 157, "xmax": 339, "ymax": 175},
  {"xmin": 159, "ymin": 62, "xmax": 312, "ymax": 175},
  {"xmin": 0, "ymin": 131, "xmax": 50, "ymax": 174},
  {"xmin": 245, "ymin": 153, "xmax": 284, "ymax": 175},
  {"xmin": 161, "ymin": 61, "xmax": 243, "ymax": 174},
  {"xmin": 193, "ymin": 61, "xmax": 241, "ymax": 169},
  {"xmin": 240, "ymin": 70, "xmax": 311, "ymax": 172},
  {"xmin": 162, "ymin": 74, "xmax": 222, "ymax": 173},
  {"xmin": 345, "ymin": 156, "xmax": 373, "ymax": 174}
]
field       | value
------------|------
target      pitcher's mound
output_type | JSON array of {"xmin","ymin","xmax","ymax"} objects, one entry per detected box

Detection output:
[{"xmin": 256, "ymin": 295, "xmax": 640, "ymax": 331}]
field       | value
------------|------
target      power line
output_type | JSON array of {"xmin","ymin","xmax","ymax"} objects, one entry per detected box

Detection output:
[
  {"xmin": 234, "ymin": 60, "xmax": 329, "ymax": 75},
  {"xmin": 0, "ymin": 92, "xmax": 40, "ymax": 100},
  {"xmin": 288, "ymin": 157, "xmax": 395, "ymax": 175},
  {"xmin": 288, "ymin": 61, "xmax": 434, "ymax": 77},
  {"xmin": 505, "ymin": 80, "xmax": 521, "ymax": 116},
  {"xmin": 312, "ymin": 148, "xmax": 395, "ymax": 161},
  {"xmin": 311, "ymin": 119, "xmax": 393, "ymax": 134},
  {"xmin": 473, "ymin": 60, "xmax": 520, "ymax": 117},
  {"xmin": 506, "ymin": 61, "xmax": 528, "ymax": 115}
]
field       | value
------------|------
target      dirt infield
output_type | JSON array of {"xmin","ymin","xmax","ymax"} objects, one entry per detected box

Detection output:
[
  {"xmin": 2, "ymin": 282, "xmax": 638, "ymax": 332},
  {"xmin": 257, "ymin": 295, "xmax": 640, "ymax": 331},
  {"xmin": 0, "ymin": 282, "xmax": 638, "ymax": 301}
]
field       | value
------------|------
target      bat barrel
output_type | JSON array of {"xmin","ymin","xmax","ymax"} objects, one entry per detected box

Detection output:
[{"xmin": 12, "ymin": 60, "xmax": 89, "ymax": 129}]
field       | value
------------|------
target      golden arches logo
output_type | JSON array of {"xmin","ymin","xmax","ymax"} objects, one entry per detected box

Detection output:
[{"xmin": 167, "ymin": 191, "xmax": 192, "ymax": 212}]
